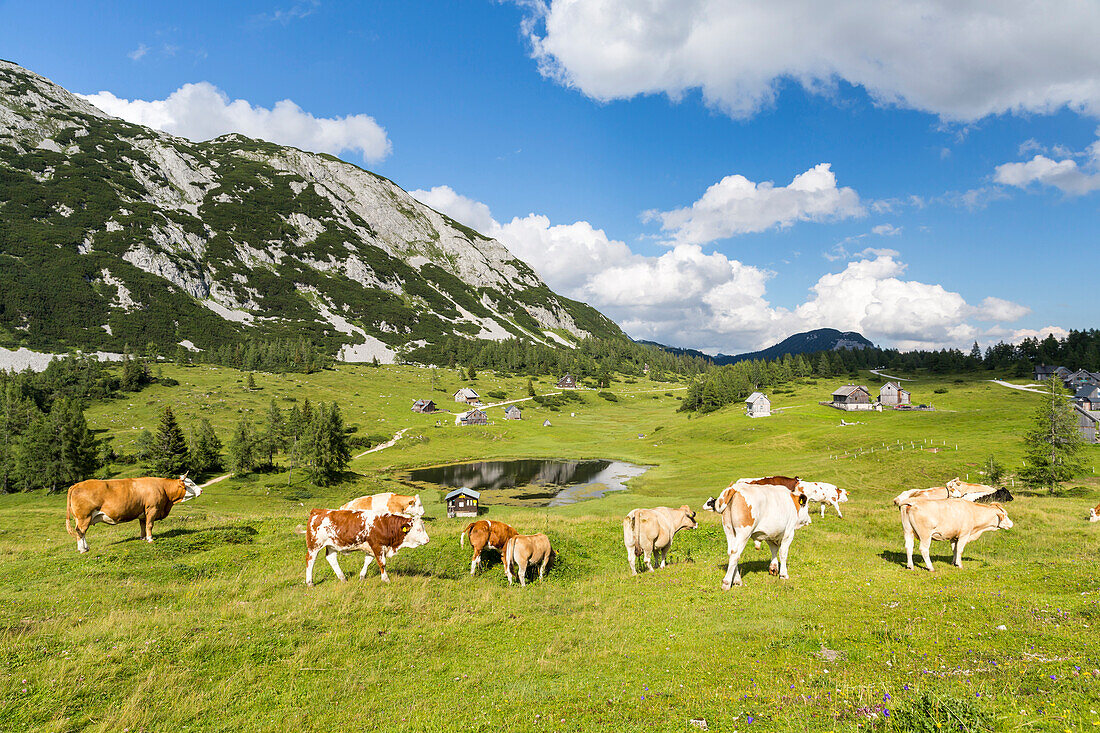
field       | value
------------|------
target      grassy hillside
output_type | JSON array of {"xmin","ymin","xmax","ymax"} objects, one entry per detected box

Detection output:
[{"xmin": 2, "ymin": 365, "xmax": 1099, "ymax": 732}]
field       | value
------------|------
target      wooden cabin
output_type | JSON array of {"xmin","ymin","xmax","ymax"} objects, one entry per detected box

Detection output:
[
  {"xmin": 830, "ymin": 385, "xmax": 873, "ymax": 411},
  {"xmin": 879, "ymin": 381, "xmax": 911, "ymax": 407},
  {"xmin": 411, "ymin": 399, "xmax": 437, "ymax": 413},
  {"xmin": 445, "ymin": 488, "xmax": 480, "ymax": 518},
  {"xmin": 1075, "ymin": 404, "xmax": 1099, "ymax": 444},
  {"xmin": 745, "ymin": 392, "xmax": 771, "ymax": 418},
  {"xmin": 1074, "ymin": 385, "xmax": 1100, "ymax": 411},
  {"xmin": 556, "ymin": 374, "xmax": 577, "ymax": 389},
  {"xmin": 454, "ymin": 387, "xmax": 480, "ymax": 404},
  {"xmin": 1033, "ymin": 364, "xmax": 1060, "ymax": 381},
  {"xmin": 504, "ymin": 405, "xmax": 522, "ymax": 420},
  {"xmin": 456, "ymin": 408, "xmax": 488, "ymax": 426}
]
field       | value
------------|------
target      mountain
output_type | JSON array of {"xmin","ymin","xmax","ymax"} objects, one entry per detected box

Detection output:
[
  {"xmin": 719, "ymin": 328, "xmax": 874, "ymax": 364},
  {"xmin": 0, "ymin": 60, "xmax": 623, "ymax": 362}
]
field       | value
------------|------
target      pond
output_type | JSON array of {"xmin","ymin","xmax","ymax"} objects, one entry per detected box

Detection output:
[{"xmin": 404, "ymin": 459, "xmax": 650, "ymax": 507}]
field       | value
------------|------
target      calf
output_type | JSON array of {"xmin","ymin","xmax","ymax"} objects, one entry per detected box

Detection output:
[
  {"xmin": 305, "ymin": 509, "xmax": 429, "ymax": 585},
  {"xmin": 741, "ymin": 476, "xmax": 848, "ymax": 518},
  {"xmin": 622, "ymin": 505, "xmax": 697, "ymax": 574},
  {"xmin": 65, "ymin": 475, "xmax": 202, "ymax": 553},
  {"xmin": 461, "ymin": 519, "xmax": 518, "ymax": 575},
  {"xmin": 898, "ymin": 498, "xmax": 1013, "ymax": 571},
  {"xmin": 504, "ymin": 533, "xmax": 554, "ymax": 586},
  {"xmin": 341, "ymin": 492, "xmax": 424, "ymax": 517},
  {"xmin": 703, "ymin": 481, "xmax": 812, "ymax": 589}
]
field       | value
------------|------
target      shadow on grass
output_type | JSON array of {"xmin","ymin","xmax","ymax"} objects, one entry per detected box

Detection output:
[{"xmin": 879, "ymin": 550, "xmax": 981, "ymax": 568}]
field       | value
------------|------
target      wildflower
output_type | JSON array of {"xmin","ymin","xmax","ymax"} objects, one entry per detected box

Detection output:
[
  {"xmin": 884, "ymin": 693, "xmax": 891, "ymax": 701},
  {"xmin": 747, "ymin": 716, "xmax": 754, "ymax": 724}
]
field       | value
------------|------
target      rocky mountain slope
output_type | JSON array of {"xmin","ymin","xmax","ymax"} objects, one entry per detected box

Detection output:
[
  {"xmin": 0, "ymin": 60, "xmax": 622, "ymax": 362},
  {"xmin": 718, "ymin": 328, "xmax": 874, "ymax": 364}
]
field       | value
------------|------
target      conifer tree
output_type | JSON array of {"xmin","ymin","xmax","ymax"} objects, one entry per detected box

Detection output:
[
  {"xmin": 260, "ymin": 399, "xmax": 286, "ymax": 467},
  {"xmin": 1020, "ymin": 378, "xmax": 1084, "ymax": 491},
  {"xmin": 527, "ymin": 378, "xmax": 536, "ymax": 397},
  {"xmin": 189, "ymin": 419, "xmax": 223, "ymax": 475},
  {"xmin": 16, "ymin": 408, "xmax": 55, "ymax": 492},
  {"xmin": 246, "ymin": 373, "xmax": 257, "ymax": 390},
  {"xmin": 303, "ymin": 402, "xmax": 350, "ymax": 486},
  {"xmin": 149, "ymin": 406, "xmax": 190, "ymax": 477},
  {"xmin": 228, "ymin": 416, "xmax": 257, "ymax": 475},
  {"xmin": 54, "ymin": 398, "xmax": 99, "ymax": 489}
]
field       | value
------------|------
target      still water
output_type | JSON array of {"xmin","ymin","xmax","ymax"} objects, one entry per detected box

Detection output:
[{"xmin": 405, "ymin": 459, "xmax": 650, "ymax": 507}]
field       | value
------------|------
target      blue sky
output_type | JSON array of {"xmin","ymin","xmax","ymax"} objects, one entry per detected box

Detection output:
[{"xmin": 2, "ymin": 0, "xmax": 1098, "ymax": 353}]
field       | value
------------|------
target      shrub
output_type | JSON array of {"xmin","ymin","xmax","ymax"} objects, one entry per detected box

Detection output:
[
  {"xmin": 597, "ymin": 391, "xmax": 618, "ymax": 402},
  {"xmin": 487, "ymin": 390, "xmax": 507, "ymax": 400},
  {"xmin": 889, "ymin": 690, "xmax": 992, "ymax": 733},
  {"xmin": 934, "ymin": 388, "xmax": 948, "ymax": 394}
]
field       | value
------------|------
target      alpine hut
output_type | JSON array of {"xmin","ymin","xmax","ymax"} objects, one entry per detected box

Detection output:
[
  {"xmin": 445, "ymin": 488, "xmax": 481, "ymax": 518},
  {"xmin": 830, "ymin": 385, "xmax": 874, "ymax": 411},
  {"xmin": 456, "ymin": 408, "xmax": 488, "ymax": 426},
  {"xmin": 879, "ymin": 382, "xmax": 911, "ymax": 407},
  {"xmin": 504, "ymin": 405, "xmax": 522, "ymax": 420},
  {"xmin": 556, "ymin": 374, "xmax": 577, "ymax": 389},
  {"xmin": 745, "ymin": 392, "xmax": 771, "ymax": 418},
  {"xmin": 411, "ymin": 399, "xmax": 437, "ymax": 413},
  {"xmin": 454, "ymin": 387, "xmax": 480, "ymax": 405}
]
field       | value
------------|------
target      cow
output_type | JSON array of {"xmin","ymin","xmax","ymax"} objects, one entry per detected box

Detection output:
[
  {"xmin": 945, "ymin": 477, "xmax": 1014, "ymax": 504},
  {"xmin": 898, "ymin": 497, "xmax": 1013, "ymax": 571},
  {"xmin": 503, "ymin": 533, "xmax": 554, "ymax": 586},
  {"xmin": 461, "ymin": 519, "xmax": 518, "ymax": 575},
  {"xmin": 622, "ymin": 506, "xmax": 697, "ymax": 574},
  {"xmin": 703, "ymin": 480, "xmax": 812, "ymax": 589},
  {"xmin": 1091, "ymin": 503, "xmax": 1100, "ymax": 523},
  {"xmin": 340, "ymin": 492, "xmax": 424, "ymax": 517},
  {"xmin": 65, "ymin": 474, "xmax": 203, "ymax": 553},
  {"xmin": 892, "ymin": 486, "xmax": 950, "ymax": 507},
  {"xmin": 304, "ymin": 509, "xmax": 429, "ymax": 585},
  {"xmin": 741, "ymin": 476, "xmax": 848, "ymax": 518}
]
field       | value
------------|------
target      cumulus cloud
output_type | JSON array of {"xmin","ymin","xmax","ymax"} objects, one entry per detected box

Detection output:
[
  {"xmin": 872, "ymin": 223, "xmax": 901, "ymax": 236},
  {"xmin": 80, "ymin": 82, "xmax": 391, "ymax": 162},
  {"xmin": 994, "ymin": 148, "xmax": 1100, "ymax": 196},
  {"xmin": 414, "ymin": 185, "xmax": 1032, "ymax": 353},
  {"xmin": 644, "ymin": 163, "xmax": 864, "ymax": 245},
  {"xmin": 517, "ymin": 0, "xmax": 1100, "ymax": 122}
]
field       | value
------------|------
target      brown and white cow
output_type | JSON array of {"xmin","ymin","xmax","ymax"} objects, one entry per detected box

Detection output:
[
  {"xmin": 741, "ymin": 476, "xmax": 848, "ymax": 518},
  {"xmin": 461, "ymin": 519, "xmax": 518, "ymax": 575},
  {"xmin": 304, "ymin": 509, "xmax": 429, "ymax": 585},
  {"xmin": 703, "ymin": 480, "xmax": 812, "ymax": 589},
  {"xmin": 622, "ymin": 506, "xmax": 697, "ymax": 574},
  {"xmin": 1090, "ymin": 502, "xmax": 1100, "ymax": 523},
  {"xmin": 65, "ymin": 474, "xmax": 203, "ymax": 553},
  {"xmin": 504, "ymin": 533, "xmax": 554, "ymax": 586},
  {"xmin": 898, "ymin": 497, "xmax": 1013, "ymax": 571},
  {"xmin": 340, "ymin": 492, "xmax": 424, "ymax": 517}
]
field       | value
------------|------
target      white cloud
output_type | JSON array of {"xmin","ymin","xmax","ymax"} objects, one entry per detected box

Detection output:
[
  {"xmin": 872, "ymin": 223, "xmax": 901, "ymax": 236},
  {"xmin": 1006, "ymin": 325, "xmax": 1071, "ymax": 343},
  {"xmin": 80, "ymin": 82, "xmax": 391, "ymax": 162},
  {"xmin": 994, "ymin": 151, "xmax": 1100, "ymax": 196},
  {"xmin": 518, "ymin": 0, "xmax": 1100, "ymax": 122},
  {"xmin": 644, "ymin": 163, "xmax": 864, "ymax": 245},
  {"xmin": 128, "ymin": 44, "xmax": 150, "ymax": 61},
  {"xmin": 417, "ymin": 185, "xmax": 1031, "ymax": 353}
]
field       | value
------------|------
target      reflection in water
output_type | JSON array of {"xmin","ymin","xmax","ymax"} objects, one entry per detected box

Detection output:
[{"xmin": 405, "ymin": 459, "xmax": 650, "ymax": 507}]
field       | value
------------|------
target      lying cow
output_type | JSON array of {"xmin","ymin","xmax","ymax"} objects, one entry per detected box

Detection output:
[
  {"xmin": 65, "ymin": 474, "xmax": 203, "ymax": 553},
  {"xmin": 945, "ymin": 477, "xmax": 1014, "ymax": 504},
  {"xmin": 742, "ymin": 476, "xmax": 848, "ymax": 518},
  {"xmin": 461, "ymin": 519, "xmax": 518, "ymax": 575},
  {"xmin": 504, "ymin": 533, "xmax": 554, "ymax": 586},
  {"xmin": 1091, "ymin": 502, "xmax": 1100, "ymax": 523},
  {"xmin": 892, "ymin": 486, "xmax": 950, "ymax": 507},
  {"xmin": 305, "ymin": 509, "xmax": 429, "ymax": 585},
  {"xmin": 898, "ymin": 497, "xmax": 1012, "ymax": 571},
  {"xmin": 622, "ymin": 506, "xmax": 697, "ymax": 574},
  {"xmin": 340, "ymin": 492, "xmax": 424, "ymax": 517},
  {"xmin": 704, "ymin": 480, "xmax": 812, "ymax": 589}
]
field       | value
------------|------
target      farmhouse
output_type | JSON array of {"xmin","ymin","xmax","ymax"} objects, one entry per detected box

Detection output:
[
  {"xmin": 455, "ymin": 408, "xmax": 488, "ymax": 426},
  {"xmin": 879, "ymin": 381, "xmax": 911, "ymax": 407},
  {"xmin": 454, "ymin": 387, "xmax": 480, "ymax": 405},
  {"xmin": 1034, "ymin": 364, "xmax": 1059, "ymax": 381},
  {"xmin": 745, "ymin": 392, "xmax": 771, "ymax": 418},
  {"xmin": 411, "ymin": 399, "xmax": 437, "ymax": 413},
  {"xmin": 504, "ymin": 405, "xmax": 522, "ymax": 420},
  {"xmin": 1075, "ymin": 404, "xmax": 1100, "ymax": 444},
  {"xmin": 445, "ymin": 488, "xmax": 480, "ymax": 518},
  {"xmin": 829, "ymin": 385, "xmax": 874, "ymax": 411},
  {"xmin": 557, "ymin": 374, "xmax": 577, "ymax": 389},
  {"xmin": 1075, "ymin": 385, "xmax": 1100, "ymax": 411}
]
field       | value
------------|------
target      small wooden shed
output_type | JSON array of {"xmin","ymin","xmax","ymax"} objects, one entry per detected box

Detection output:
[
  {"xmin": 445, "ymin": 488, "xmax": 481, "ymax": 518},
  {"xmin": 556, "ymin": 374, "xmax": 577, "ymax": 389},
  {"xmin": 879, "ymin": 382, "xmax": 911, "ymax": 407},
  {"xmin": 1075, "ymin": 405, "xmax": 1099, "ymax": 444},
  {"xmin": 745, "ymin": 392, "xmax": 771, "ymax": 418},
  {"xmin": 411, "ymin": 398, "xmax": 437, "ymax": 413},
  {"xmin": 456, "ymin": 408, "xmax": 488, "ymax": 426},
  {"xmin": 831, "ymin": 385, "xmax": 873, "ymax": 411},
  {"xmin": 454, "ymin": 387, "xmax": 480, "ymax": 404},
  {"xmin": 504, "ymin": 405, "xmax": 522, "ymax": 420}
]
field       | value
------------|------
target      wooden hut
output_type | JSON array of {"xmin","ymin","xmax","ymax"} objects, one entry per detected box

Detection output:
[
  {"xmin": 556, "ymin": 374, "xmax": 577, "ymax": 389},
  {"xmin": 879, "ymin": 382, "xmax": 911, "ymax": 407},
  {"xmin": 456, "ymin": 408, "xmax": 488, "ymax": 426},
  {"xmin": 504, "ymin": 405, "xmax": 522, "ymax": 420},
  {"xmin": 453, "ymin": 387, "xmax": 480, "ymax": 404},
  {"xmin": 745, "ymin": 392, "xmax": 771, "ymax": 418},
  {"xmin": 1075, "ymin": 404, "xmax": 1099, "ymax": 444},
  {"xmin": 1033, "ymin": 364, "xmax": 1060, "ymax": 381},
  {"xmin": 445, "ymin": 488, "xmax": 480, "ymax": 518},
  {"xmin": 830, "ymin": 385, "xmax": 873, "ymax": 411},
  {"xmin": 411, "ymin": 398, "xmax": 437, "ymax": 413}
]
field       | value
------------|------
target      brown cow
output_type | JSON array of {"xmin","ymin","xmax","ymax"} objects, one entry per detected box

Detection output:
[
  {"xmin": 461, "ymin": 519, "xmax": 518, "ymax": 575},
  {"xmin": 899, "ymin": 498, "xmax": 1013, "ymax": 571},
  {"xmin": 65, "ymin": 475, "xmax": 203, "ymax": 553},
  {"xmin": 1091, "ymin": 502, "xmax": 1100, "ymax": 523},
  {"xmin": 340, "ymin": 492, "xmax": 424, "ymax": 517},
  {"xmin": 622, "ymin": 506, "xmax": 697, "ymax": 574},
  {"xmin": 504, "ymin": 533, "xmax": 554, "ymax": 586},
  {"xmin": 305, "ymin": 509, "xmax": 430, "ymax": 585}
]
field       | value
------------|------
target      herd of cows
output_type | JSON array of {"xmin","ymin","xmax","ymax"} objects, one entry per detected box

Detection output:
[{"xmin": 62, "ymin": 471, "xmax": 1031, "ymax": 588}]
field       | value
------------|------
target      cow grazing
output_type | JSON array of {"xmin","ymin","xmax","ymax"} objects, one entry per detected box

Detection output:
[
  {"xmin": 703, "ymin": 481, "xmax": 812, "ymax": 589},
  {"xmin": 341, "ymin": 492, "xmax": 424, "ymax": 517},
  {"xmin": 898, "ymin": 498, "xmax": 1013, "ymax": 571},
  {"xmin": 504, "ymin": 533, "xmax": 554, "ymax": 586},
  {"xmin": 65, "ymin": 475, "xmax": 203, "ymax": 553},
  {"xmin": 741, "ymin": 476, "xmax": 848, "ymax": 518},
  {"xmin": 622, "ymin": 506, "xmax": 698, "ymax": 574},
  {"xmin": 1091, "ymin": 503, "xmax": 1100, "ymax": 523},
  {"xmin": 461, "ymin": 519, "xmax": 518, "ymax": 575},
  {"xmin": 305, "ymin": 509, "xmax": 429, "ymax": 585},
  {"xmin": 945, "ymin": 477, "xmax": 1014, "ymax": 504}
]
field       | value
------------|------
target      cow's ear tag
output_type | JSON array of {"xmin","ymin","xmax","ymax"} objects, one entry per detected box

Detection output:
[
  {"xmin": 799, "ymin": 495, "xmax": 807, "ymax": 507},
  {"xmin": 401, "ymin": 525, "xmax": 410, "ymax": 533}
]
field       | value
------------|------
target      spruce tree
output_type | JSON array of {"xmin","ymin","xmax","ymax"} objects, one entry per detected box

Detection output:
[
  {"xmin": 189, "ymin": 419, "xmax": 223, "ymax": 475},
  {"xmin": 54, "ymin": 399, "xmax": 99, "ymax": 489},
  {"xmin": 228, "ymin": 416, "xmax": 256, "ymax": 475},
  {"xmin": 260, "ymin": 399, "xmax": 286, "ymax": 467},
  {"xmin": 527, "ymin": 378, "xmax": 536, "ymax": 397},
  {"xmin": 1020, "ymin": 378, "xmax": 1084, "ymax": 491},
  {"xmin": 149, "ymin": 406, "xmax": 190, "ymax": 477},
  {"xmin": 246, "ymin": 373, "xmax": 257, "ymax": 390},
  {"xmin": 303, "ymin": 402, "xmax": 350, "ymax": 486}
]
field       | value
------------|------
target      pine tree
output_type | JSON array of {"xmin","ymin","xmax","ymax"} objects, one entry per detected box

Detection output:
[
  {"xmin": 260, "ymin": 399, "xmax": 286, "ymax": 467},
  {"xmin": 189, "ymin": 419, "xmax": 223, "ymax": 475},
  {"xmin": 303, "ymin": 402, "xmax": 350, "ymax": 486},
  {"xmin": 527, "ymin": 378, "xmax": 536, "ymax": 397},
  {"xmin": 228, "ymin": 416, "xmax": 257, "ymax": 475},
  {"xmin": 246, "ymin": 373, "xmax": 257, "ymax": 390},
  {"xmin": 1020, "ymin": 378, "xmax": 1085, "ymax": 492},
  {"xmin": 149, "ymin": 406, "xmax": 190, "ymax": 477},
  {"xmin": 54, "ymin": 399, "xmax": 99, "ymax": 489},
  {"xmin": 16, "ymin": 408, "xmax": 55, "ymax": 492}
]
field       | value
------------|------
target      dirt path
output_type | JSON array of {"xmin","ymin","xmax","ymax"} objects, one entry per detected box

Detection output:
[
  {"xmin": 354, "ymin": 427, "xmax": 410, "ymax": 459},
  {"xmin": 989, "ymin": 379, "xmax": 1046, "ymax": 394},
  {"xmin": 869, "ymin": 369, "xmax": 914, "ymax": 382},
  {"xmin": 198, "ymin": 473, "xmax": 233, "ymax": 489}
]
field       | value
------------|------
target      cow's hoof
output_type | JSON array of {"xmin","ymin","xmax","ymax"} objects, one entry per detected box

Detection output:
[
  {"xmin": 905, "ymin": 565, "xmax": 913, "ymax": 570},
  {"xmin": 720, "ymin": 580, "xmax": 731, "ymax": 591},
  {"xmin": 306, "ymin": 582, "xmax": 314, "ymax": 587},
  {"xmin": 779, "ymin": 573, "xmax": 789, "ymax": 580},
  {"xmin": 768, "ymin": 563, "xmax": 778, "ymax": 576}
]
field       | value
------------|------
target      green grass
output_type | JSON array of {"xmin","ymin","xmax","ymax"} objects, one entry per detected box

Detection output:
[{"xmin": 2, "ymin": 365, "xmax": 1100, "ymax": 732}]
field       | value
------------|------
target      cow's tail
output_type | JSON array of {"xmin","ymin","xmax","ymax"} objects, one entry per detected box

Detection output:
[
  {"xmin": 622, "ymin": 512, "xmax": 642, "ymax": 557},
  {"xmin": 461, "ymin": 522, "xmax": 477, "ymax": 547},
  {"xmin": 292, "ymin": 524, "xmax": 307, "ymax": 535},
  {"xmin": 503, "ymin": 536, "xmax": 516, "ymax": 571},
  {"xmin": 64, "ymin": 486, "xmax": 77, "ymax": 538}
]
